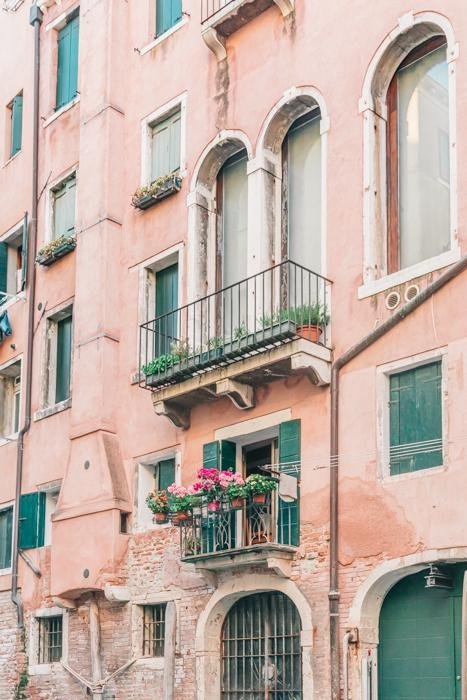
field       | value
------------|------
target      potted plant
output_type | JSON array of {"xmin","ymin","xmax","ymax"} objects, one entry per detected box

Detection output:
[
  {"xmin": 290, "ymin": 303, "xmax": 330, "ymax": 343},
  {"xmin": 222, "ymin": 472, "xmax": 247, "ymax": 509},
  {"xmin": 132, "ymin": 172, "xmax": 182, "ymax": 211},
  {"xmin": 167, "ymin": 484, "xmax": 193, "ymax": 525},
  {"xmin": 36, "ymin": 234, "xmax": 77, "ymax": 266},
  {"xmin": 146, "ymin": 490, "xmax": 170, "ymax": 524},
  {"xmin": 194, "ymin": 468, "xmax": 223, "ymax": 511},
  {"xmin": 246, "ymin": 473, "xmax": 277, "ymax": 504}
]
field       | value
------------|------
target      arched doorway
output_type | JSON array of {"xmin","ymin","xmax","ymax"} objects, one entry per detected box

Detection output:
[
  {"xmin": 379, "ymin": 564, "xmax": 466, "ymax": 699},
  {"xmin": 221, "ymin": 591, "xmax": 302, "ymax": 698}
]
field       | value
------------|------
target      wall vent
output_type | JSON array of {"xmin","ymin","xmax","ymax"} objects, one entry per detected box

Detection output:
[
  {"xmin": 404, "ymin": 284, "xmax": 420, "ymax": 302},
  {"xmin": 385, "ymin": 290, "xmax": 400, "ymax": 310}
]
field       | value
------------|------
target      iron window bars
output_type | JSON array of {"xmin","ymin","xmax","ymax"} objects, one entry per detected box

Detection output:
[
  {"xmin": 142, "ymin": 604, "xmax": 166, "ymax": 657},
  {"xmin": 38, "ymin": 616, "xmax": 63, "ymax": 664}
]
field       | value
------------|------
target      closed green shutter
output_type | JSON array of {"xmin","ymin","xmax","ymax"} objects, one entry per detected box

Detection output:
[
  {"xmin": 0, "ymin": 507, "xmax": 13, "ymax": 569},
  {"xmin": 389, "ymin": 361, "xmax": 442, "ymax": 475},
  {"xmin": 202, "ymin": 440, "xmax": 237, "ymax": 553},
  {"xmin": 55, "ymin": 315, "xmax": 72, "ymax": 403},
  {"xmin": 0, "ymin": 243, "xmax": 8, "ymax": 300},
  {"xmin": 158, "ymin": 458, "xmax": 175, "ymax": 491},
  {"xmin": 155, "ymin": 263, "xmax": 178, "ymax": 356},
  {"xmin": 56, "ymin": 14, "xmax": 79, "ymax": 110},
  {"xmin": 202, "ymin": 440, "xmax": 236, "ymax": 470},
  {"xmin": 53, "ymin": 177, "xmax": 76, "ymax": 239},
  {"xmin": 156, "ymin": 0, "xmax": 182, "ymax": 36},
  {"xmin": 278, "ymin": 419, "xmax": 300, "ymax": 546},
  {"xmin": 21, "ymin": 213, "xmax": 28, "ymax": 291},
  {"xmin": 18, "ymin": 492, "xmax": 46, "ymax": 550},
  {"xmin": 151, "ymin": 110, "xmax": 181, "ymax": 180},
  {"xmin": 10, "ymin": 94, "xmax": 23, "ymax": 157},
  {"xmin": 203, "ymin": 441, "xmax": 220, "ymax": 469}
]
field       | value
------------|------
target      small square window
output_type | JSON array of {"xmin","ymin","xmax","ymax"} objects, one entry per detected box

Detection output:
[
  {"xmin": 38, "ymin": 616, "xmax": 63, "ymax": 664},
  {"xmin": 142, "ymin": 604, "xmax": 166, "ymax": 657}
]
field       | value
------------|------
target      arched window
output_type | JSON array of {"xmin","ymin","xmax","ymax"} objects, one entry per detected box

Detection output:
[
  {"xmin": 387, "ymin": 37, "xmax": 450, "ymax": 272},
  {"xmin": 221, "ymin": 592, "xmax": 302, "ymax": 698}
]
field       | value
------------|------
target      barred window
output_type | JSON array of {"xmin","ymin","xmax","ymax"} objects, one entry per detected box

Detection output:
[
  {"xmin": 142, "ymin": 604, "xmax": 166, "ymax": 657},
  {"xmin": 38, "ymin": 616, "xmax": 63, "ymax": 664}
]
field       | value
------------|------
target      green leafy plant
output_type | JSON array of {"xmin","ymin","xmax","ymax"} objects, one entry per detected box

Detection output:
[
  {"xmin": 36, "ymin": 234, "xmax": 76, "ymax": 261},
  {"xmin": 142, "ymin": 352, "xmax": 180, "ymax": 376},
  {"xmin": 260, "ymin": 303, "xmax": 330, "ymax": 328},
  {"xmin": 225, "ymin": 482, "xmax": 247, "ymax": 500},
  {"xmin": 167, "ymin": 484, "xmax": 193, "ymax": 513},
  {"xmin": 207, "ymin": 336, "xmax": 224, "ymax": 350},
  {"xmin": 233, "ymin": 323, "xmax": 248, "ymax": 340},
  {"xmin": 146, "ymin": 490, "xmax": 169, "ymax": 514},
  {"xmin": 132, "ymin": 172, "xmax": 182, "ymax": 206},
  {"xmin": 184, "ymin": 536, "xmax": 201, "ymax": 556},
  {"xmin": 245, "ymin": 473, "xmax": 277, "ymax": 496}
]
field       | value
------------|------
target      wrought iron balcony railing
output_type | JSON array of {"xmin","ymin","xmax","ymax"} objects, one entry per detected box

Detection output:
[
  {"xmin": 179, "ymin": 488, "xmax": 298, "ymax": 561},
  {"xmin": 139, "ymin": 259, "xmax": 331, "ymax": 391}
]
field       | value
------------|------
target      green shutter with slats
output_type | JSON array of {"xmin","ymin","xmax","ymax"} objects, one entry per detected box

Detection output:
[
  {"xmin": 10, "ymin": 94, "xmax": 23, "ymax": 157},
  {"xmin": 151, "ymin": 110, "xmax": 181, "ymax": 181},
  {"xmin": 155, "ymin": 263, "xmax": 178, "ymax": 357},
  {"xmin": 202, "ymin": 440, "xmax": 236, "ymax": 471},
  {"xmin": 156, "ymin": 0, "xmax": 182, "ymax": 36},
  {"xmin": 55, "ymin": 315, "xmax": 72, "ymax": 403},
  {"xmin": 21, "ymin": 213, "xmax": 28, "ymax": 292},
  {"xmin": 18, "ymin": 492, "xmax": 46, "ymax": 550},
  {"xmin": 0, "ymin": 507, "xmax": 13, "ymax": 569},
  {"xmin": 202, "ymin": 440, "xmax": 237, "ymax": 553},
  {"xmin": 158, "ymin": 458, "xmax": 175, "ymax": 491},
  {"xmin": 53, "ymin": 177, "xmax": 76, "ymax": 239},
  {"xmin": 278, "ymin": 419, "xmax": 301, "ymax": 546},
  {"xmin": 0, "ymin": 243, "xmax": 8, "ymax": 300},
  {"xmin": 56, "ymin": 14, "xmax": 79, "ymax": 110},
  {"xmin": 390, "ymin": 361, "xmax": 442, "ymax": 475}
]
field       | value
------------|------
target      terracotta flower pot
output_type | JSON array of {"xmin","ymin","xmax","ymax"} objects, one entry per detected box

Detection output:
[
  {"xmin": 153, "ymin": 512, "xmax": 168, "ymax": 524},
  {"xmin": 171, "ymin": 511, "xmax": 189, "ymax": 525},
  {"xmin": 252, "ymin": 493, "xmax": 267, "ymax": 505},
  {"xmin": 298, "ymin": 324, "xmax": 322, "ymax": 343},
  {"xmin": 230, "ymin": 497, "xmax": 246, "ymax": 509},
  {"xmin": 207, "ymin": 500, "xmax": 220, "ymax": 512}
]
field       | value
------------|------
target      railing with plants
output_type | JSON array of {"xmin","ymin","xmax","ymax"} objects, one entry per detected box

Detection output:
[
  {"xmin": 145, "ymin": 467, "xmax": 299, "ymax": 557},
  {"xmin": 140, "ymin": 259, "xmax": 331, "ymax": 389},
  {"xmin": 201, "ymin": 0, "xmax": 235, "ymax": 23}
]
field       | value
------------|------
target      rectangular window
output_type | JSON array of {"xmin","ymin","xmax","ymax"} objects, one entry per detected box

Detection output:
[
  {"xmin": 38, "ymin": 616, "xmax": 63, "ymax": 664},
  {"xmin": 0, "ymin": 506, "xmax": 13, "ymax": 570},
  {"xmin": 389, "ymin": 360, "xmax": 442, "ymax": 475},
  {"xmin": 44, "ymin": 306, "xmax": 73, "ymax": 409},
  {"xmin": 154, "ymin": 262, "xmax": 178, "ymax": 356},
  {"xmin": 52, "ymin": 174, "xmax": 76, "ymax": 240},
  {"xmin": 151, "ymin": 109, "xmax": 181, "ymax": 181},
  {"xmin": 155, "ymin": 0, "xmax": 182, "ymax": 37},
  {"xmin": 155, "ymin": 458, "xmax": 175, "ymax": 491},
  {"xmin": 8, "ymin": 93, "xmax": 23, "ymax": 158},
  {"xmin": 55, "ymin": 314, "xmax": 73, "ymax": 404},
  {"xmin": 0, "ymin": 219, "xmax": 28, "ymax": 304},
  {"xmin": 56, "ymin": 13, "xmax": 79, "ymax": 110},
  {"xmin": 0, "ymin": 360, "xmax": 21, "ymax": 438},
  {"xmin": 142, "ymin": 604, "xmax": 166, "ymax": 657}
]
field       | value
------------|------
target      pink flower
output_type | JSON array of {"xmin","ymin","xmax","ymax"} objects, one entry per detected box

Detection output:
[{"xmin": 167, "ymin": 484, "xmax": 187, "ymax": 497}]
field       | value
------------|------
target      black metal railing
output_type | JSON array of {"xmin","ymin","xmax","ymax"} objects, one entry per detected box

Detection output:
[
  {"xmin": 201, "ymin": 0, "xmax": 236, "ymax": 23},
  {"xmin": 179, "ymin": 489, "xmax": 297, "ymax": 560},
  {"xmin": 139, "ymin": 259, "xmax": 331, "ymax": 390}
]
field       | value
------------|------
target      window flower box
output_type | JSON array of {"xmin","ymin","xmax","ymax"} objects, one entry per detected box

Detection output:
[
  {"xmin": 132, "ymin": 173, "xmax": 182, "ymax": 211},
  {"xmin": 36, "ymin": 235, "xmax": 76, "ymax": 267}
]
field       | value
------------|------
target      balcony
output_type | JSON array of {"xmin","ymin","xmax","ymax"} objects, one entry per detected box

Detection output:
[
  {"xmin": 179, "ymin": 489, "xmax": 297, "ymax": 578},
  {"xmin": 201, "ymin": 0, "xmax": 295, "ymax": 60},
  {"xmin": 140, "ymin": 260, "xmax": 332, "ymax": 429}
]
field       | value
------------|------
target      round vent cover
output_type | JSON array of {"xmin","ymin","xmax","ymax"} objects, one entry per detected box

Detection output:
[
  {"xmin": 385, "ymin": 290, "xmax": 401, "ymax": 310},
  {"xmin": 404, "ymin": 284, "xmax": 420, "ymax": 302}
]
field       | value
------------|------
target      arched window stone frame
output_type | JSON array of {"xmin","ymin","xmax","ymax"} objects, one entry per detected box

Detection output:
[
  {"xmin": 359, "ymin": 11, "xmax": 460, "ymax": 299},
  {"xmin": 194, "ymin": 574, "xmax": 313, "ymax": 700},
  {"xmin": 187, "ymin": 130, "xmax": 253, "ymax": 302},
  {"xmin": 255, "ymin": 87, "xmax": 329, "ymax": 274}
]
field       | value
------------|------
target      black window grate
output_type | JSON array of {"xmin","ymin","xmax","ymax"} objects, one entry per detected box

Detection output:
[
  {"xmin": 38, "ymin": 616, "xmax": 63, "ymax": 664},
  {"xmin": 142, "ymin": 604, "xmax": 166, "ymax": 657}
]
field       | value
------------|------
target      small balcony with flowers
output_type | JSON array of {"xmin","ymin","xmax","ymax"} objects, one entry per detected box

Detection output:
[
  {"xmin": 139, "ymin": 260, "xmax": 332, "ymax": 429},
  {"xmin": 146, "ymin": 465, "xmax": 299, "ymax": 578}
]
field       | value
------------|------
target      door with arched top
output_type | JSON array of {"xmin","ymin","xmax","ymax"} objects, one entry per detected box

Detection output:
[{"xmin": 221, "ymin": 592, "xmax": 302, "ymax": 699}]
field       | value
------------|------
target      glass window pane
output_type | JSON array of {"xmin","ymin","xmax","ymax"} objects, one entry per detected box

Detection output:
[
  {"xmin": 221, "ymin": 154, "xmax": 248, "ymax": 288},
  {"xmin": 397, "ymin": 45, "xmax": 450, "ymax": 268},
  {"xmin": 0, "ymin": 508, "xmax": 13, "ymax": 570}
]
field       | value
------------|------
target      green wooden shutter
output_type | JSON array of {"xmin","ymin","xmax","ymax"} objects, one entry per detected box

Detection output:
[
  {"xmin": 10, "ymin": 94, "xmax": 23, "ymax": 157},
  {"xmin": 53, "ymin": 177, "xmax": 76, "ymax": 239},
  {"xmin": 18, "ymin": 492, "xmax": 46, "ymax": 550},
  {"xmin": 55, "ymin": 315, "xmax": 72, "ymax": 403},
  {"xmin": 158, "ymin": 458, "xmax": 175, "ymax": 491},
  {"xmin": 0, "ymin": 243, "xmax": 8, "ymax": 299},
  {"xmin": 202, "ymin": 440, "xmax": 236, "ymax": 470},
  {"xmin": 278, "ymin": 419, "xmax": 301, "ymax": 546},
  {"xmin": 151, "ymin": 110, "xmax": 181, "ymax": 181},
  {"xmin": 168, "ymin": 111, "xmax": 181, "ymax": 173},
  {"xmin": 202, "ymin": 440, "xmax": 237, "ymax": 553},
  {"xmin": 0, "ymin": 507, "xmax": 13, "ymax": 569},
  {"xmin": 155, "ymin": 263, "xmax": 178, "ymax": 357},
  {"xmin": 21, "ymin": 213, "xmax": 28, "ymax": 291},
  {"xmin": 390, "ymin": 361, "xmax": 442, "ymax": 475},
  {"xmin": 156, "ymin": 0, "xmax": 181, "ymax": 36},
  {"xmin": 203, "ymin": 441, "xmax": 219, "ymax": 469},
  {"xmin": 56, "ymin": 14, "xmax": 79, "ymax": 110}
]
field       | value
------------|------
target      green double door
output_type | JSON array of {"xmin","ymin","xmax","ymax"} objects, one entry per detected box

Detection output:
[{"xmin": 379, "ymin": 565, "xmax": 465, "ymax": 699}]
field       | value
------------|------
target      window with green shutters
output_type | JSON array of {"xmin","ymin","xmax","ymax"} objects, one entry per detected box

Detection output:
[
  {"xmin": 202, "ymin": 440, "xmax": 236, "ymax": 553},
  {"xmin": 389, "ymin": 360, "xmax": 443, "ymax": 475},
  {"xmin": 55, "ymin": 314, "xmax": 72, "ymax": 404},
  {"xmin": 0, "ymin": 216, "xmax": 28, "ymax": 304},
  {"xmin": 9, "ymin": 93, "xmax": 23, "ymax": 158},
  {"xmin": 155, "ymin": 263, "xmax": 178, "ymax": 357},
  {"xmin": 0, "ymin": 506, "xmax": 13, "ymax": 570},
  {"xmin": 52, "ymin": 175, "xmax": 76, "ymax": 240},
  {"xmin": 156, "ymin": 458, "xmax": 175, "ymax": 491},
  {"xmin": 151, "ymin": 109, "xmax": 181, "ymax": 181},
  {"xmin": 56, "ymin": 13, "xmax": 79, "ymax": 110},
  {"xmin": 155, "ymin": 0, "xmax": 182, "ymax": 37},
  {"xmin": 278, "ymin": 419, "xmax": 301, "ymax": 546},
  {"xmin": 19, "ymin": 492, "xmax": 46, "ymax": 550}
]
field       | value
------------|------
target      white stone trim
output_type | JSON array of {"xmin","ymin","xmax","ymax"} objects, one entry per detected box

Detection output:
[
  {"xmin": 195, "ymin": 574, "xmax": 313, "ymax": 699},
  {"xmin": 45, "ymin": 2, "xmax": 79, "ymax": 32},
  {"xmin": 38, "ymin": 300, "xmax": 74, "ymax": 411},
  {"xmin": 139, "ymin": 16, "xmax": 188, "ymax": 56},
  {"xmin": 189, "ymin": 130, "xmax": 253, "ymax": 192},
  {"xmin": 214, "ymin": 408, "xmax": 292, "ymax": 442},
  {"xmin": 0, "ymin": 499, "xmax": 14, "ymax": 575},
  {"xmin": 135, "ymin": 448, "xmax": 181, "ymax": 532},
  {"xmin": 376, "ymin": 347, "xmax": 448, "ymax": 480},
  {"xmin": 43, "ymin": 165, "xmax": 78, "ymax": 244},
  {"xmin": 140, "ymin": 92, "xmax": 188, "ymax": 186},
  {"xmin": 42, "ymin": 95, "xmax": 80, "ymax": 128},
  {"xmin": 28, "ymin": 606, "xmax": 69, "ymax": 676}
]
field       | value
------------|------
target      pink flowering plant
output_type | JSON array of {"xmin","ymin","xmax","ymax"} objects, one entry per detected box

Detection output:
[
  {"xmin": 166, "ymin": 484, "xmax": 193, "ymax": 513},
  {"xmin": 221, "ymin": 471, "xmax": 247, "ymax": 500}
]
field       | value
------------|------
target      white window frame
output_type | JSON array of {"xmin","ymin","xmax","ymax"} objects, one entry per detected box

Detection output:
[
  {"xmin": 42, "ymin": 483, "xmax": 61, "ymax": 547},
  {"xmin": 28, "ymin": 607, "xmax": 69, "ymax": 676},
  {"xmin": 0, "ymin": 355, "xmax": 22, "ymax": 445},
  {"xmin": 0, "ymin": 500, "xmax": 14, "ymax": 576},
  {"xmin": 135, "ymin": 448, "xmax": 181, "ymax": 532},
  {"xmin": 44, "ymin": 166, "xmax": 78, "ymax": 244},
  {"xmin": 35, "ymin": 301, "xmax": 73, "ymax": 419},
  {"xmin": 131, "ymin": 594, "xmax": 179, "ymax": 668},
  {"xmin": 376, "ymin": 347, "xmax": 448, "ymax": 482},
  {"xmin": 140, "ymin": 92, "xmax": 187, "ymax": 186},
  {"xmin": 0, "ymin": 219, "xmax": 26, "ymax": 309}
]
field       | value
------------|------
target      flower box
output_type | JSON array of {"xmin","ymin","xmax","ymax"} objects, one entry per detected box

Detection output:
[
  {"xmin": 36, "ymin": 235, "xmax": 77, "ymax": 267},
  {"xmin": 132, "ymin": 173, "xmax": 182, "ymax": 211}
]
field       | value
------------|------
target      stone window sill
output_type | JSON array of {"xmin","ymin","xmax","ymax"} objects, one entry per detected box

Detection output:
[
  {"xmin": 34, "ymin": 398, "xmax": 71, "ymax": 422},
  {"xmin": 140, "ymin": 17, "xmax": 188, "ymax": 56},
  {"xmin": 42, "ymin": 96, "xmax": 80, "ymax": 129},
  {"xmin": 2, "ymin": 151, "xmax": 21, "ymax": 169},
  {"xmin": 135, "ymin": 656, "xmax": 165, "ymax": 670},
  {"xmin": 28, "ymin": 662, "xmax": 61, "ymax": 676},
  {"xmin": 381, "ymin": 463, "xmax": 447, "ymax": 484}
]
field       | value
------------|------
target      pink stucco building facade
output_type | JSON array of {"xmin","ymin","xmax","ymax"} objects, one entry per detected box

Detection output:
[{"xmin": 0, "ymin": 0, "xmax": 466, "ymax": 698}]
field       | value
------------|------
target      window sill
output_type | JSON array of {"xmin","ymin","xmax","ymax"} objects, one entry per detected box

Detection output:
[
  {"xmin": 0, "ymin": 567, "xmax": 12, "ymax": 577},
  {"xmin": 140, "ymin": 17, "xmax": 188, "ymax": 55},
  {"xmin": 28, "ymin": 662, "xmax": 62, "ymax": 677},
  {"xmin": 135, "ymin": 656, "xmax": 165, "ymax": 670},
  {"xmin": 358, "ymin": 247, "xmax": 461, "ymax": 299},
  {"xmin": 2, "ymin": 151, "xmax": 21, "ymax": 169},
  {"xmin": 34, "ymin": 398, "xmax": 71, "ymax": 422},
  {"xmin": 381, "ymin": 463, "xmax": 446, "ymax": 483},
  {"xmin": 42, "ymin": 96, "xmax": 80, "ymax": 129},
  {"xmin": 0, "ymin": 433, "xmax": 19, "ymax": 447},
  {"xmin": 0, "ymin": 291, "xmax": 26, "ymax": 313}
]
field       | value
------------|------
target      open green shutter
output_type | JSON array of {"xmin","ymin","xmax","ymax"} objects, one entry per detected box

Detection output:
[
  {"xmin": 202, "ymin": 440, "xmax": 236, "ymax": 552},
  {"xmin": 18, "ymin": 493, "xmax": 46, "ymax": 550},
  {"xmin": 0, "ymin": 507, "xmax": 13, "ymax": 569},
  {"xmin": 155, "ymin": 263, "xmax": 178, "ymax": 356},
  {"xmin": 55, "ymin": 315, "xmax": 72, "ymax": 403},
  {"xmin": 0, "ymin": 243, "xmax": 8, "ymax": 299},
  {"xmin": 156, "ymin": 0, "xmax": 177, "ymax": 36},
  {"xmin": 68, "ymin": 15, "xmax": 79, "ymax": 102},
  {"xmin": 203, "ymin": 441, "xmax": 219, "ymax": 469},
  {"xmin": 158, "ymin": 458, "xmax": 175, "ymax": 491},
  {"xmin": 11, "ymin": 94, "xmax": 23, "ymax": 157},
  {"xmin": 278, "ymin": 419, "xmax": 301, "ymax": 546},
  {"xmin": 21, "ymin": 213, "xmax": 28, "ymax": 291},
  {"xmin": 202, "ymin": 440, "xmax": 236, "ymax": 470}
]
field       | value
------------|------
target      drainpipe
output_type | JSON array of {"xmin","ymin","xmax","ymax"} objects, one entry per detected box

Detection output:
[
  {"xmin": 329, "ymin": 255, "xmax": 467, "ymax": 700},
  {"xmin": 11, "ymin": 2, "xmax": 43, "ymax": 628}
]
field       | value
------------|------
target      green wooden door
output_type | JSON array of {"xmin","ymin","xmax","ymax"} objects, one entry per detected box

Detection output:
[
  {"xmin": 379, "ymin": 566, "xmax": 464, "ymax": 700},
  {"xmin": 155, "ymin": 263, "xmax": 178, "ymax": 357}
]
